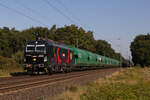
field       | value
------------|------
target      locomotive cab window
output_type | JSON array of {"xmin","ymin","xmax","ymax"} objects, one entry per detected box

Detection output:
[
  {"xmin": 36, "ymin": 45, "xmax": 46, "ymax": 53},
  {"xmin": 36, "ymin": 46, "xmax": 45, "ymax": 52},
  {"xmin": 26, "ymin": 46, "xmax": 35, "ymax": 52},
  {"xmin": 27, "ymin": 47, "xmax": 35, "ymax": 51}
]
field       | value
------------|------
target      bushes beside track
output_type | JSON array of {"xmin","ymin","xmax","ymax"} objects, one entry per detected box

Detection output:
[
  {"xmin": 55, "ymin": 67, "xmax": 150, "ymax": 100},
  {"xmin": 0, "ymin": 56, "xmax": 23, "ymax": 77}
]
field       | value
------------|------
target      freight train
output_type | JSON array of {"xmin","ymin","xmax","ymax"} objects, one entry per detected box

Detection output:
[{"xmin": 24, "ymin": 38, "xmax": 121, "ymax": 74}]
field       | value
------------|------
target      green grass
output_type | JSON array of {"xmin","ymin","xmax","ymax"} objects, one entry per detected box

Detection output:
[
  {"xmin": 81, "ymin": 81, "xmax": 150, "ymax": 100},
  {"xmin": 55, "ymin": 67, "xmax": 150, "ymax": 100}
]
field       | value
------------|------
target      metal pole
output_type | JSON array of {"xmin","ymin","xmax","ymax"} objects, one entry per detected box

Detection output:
[
  {"xmin": 126, "ymin": 51, "xmax": 128, "ymax": 66},
  {"xmin": 118, "ymin": 38, "xmax": 122, "ymax": 67},
  {"xmin": 129, "ymin": 55, "xmax": 131, "ymax": 67}
]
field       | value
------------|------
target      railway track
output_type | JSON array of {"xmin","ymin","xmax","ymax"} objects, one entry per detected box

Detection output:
[
  {"xmin": 0, "ymin": 70, "xmax": 97, "ymax": 86},
  {"xmin": 0, "ymin": 68, "xmax": 119, "ymax": 95}
]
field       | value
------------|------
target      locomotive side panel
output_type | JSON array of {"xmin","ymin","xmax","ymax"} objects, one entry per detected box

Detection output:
[
  {"xmin": 49, "ymin": 46, "xmax": 74, "ymax": 67},
  {"xmin": 46, "ymin": 46, "xmax": 55, "ymax": 67}
]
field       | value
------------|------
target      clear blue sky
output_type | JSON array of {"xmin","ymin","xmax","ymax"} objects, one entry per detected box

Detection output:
[{"xmin": 0, "ymin": 0, "xmax": 150, "ymax": 59}]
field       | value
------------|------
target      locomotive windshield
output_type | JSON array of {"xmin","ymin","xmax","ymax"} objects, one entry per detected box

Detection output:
[
  {"xmin": 26, "ymin": 45, "xmax": 46, "ymax": 53},
  {"xmin": 27, "ymin": 46, "xmax": 35, "ymax": 51},
  {"xmin": 36, "ymin": 46, "xmax": 45, "ymax": 52},
  {"xmin": 26, "ymin": 45, "xmax": 35, "ymax": 52}
]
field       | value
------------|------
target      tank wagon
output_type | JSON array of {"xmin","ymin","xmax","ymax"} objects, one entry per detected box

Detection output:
[
  {"xmin": 24, "ymin": 39, "xmax": 120, "ymax": 74},
  {"xmin": 67, "ymin": 46, "xmax": 120, "ymax": 68}
]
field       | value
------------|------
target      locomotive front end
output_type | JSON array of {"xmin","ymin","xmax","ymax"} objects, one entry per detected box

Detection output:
[{"xmin": 24, "ymin": 40, "xmax": 47, "ymax": 74}]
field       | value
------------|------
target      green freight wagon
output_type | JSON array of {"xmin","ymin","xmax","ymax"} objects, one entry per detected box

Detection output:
[
  {"xmin": 67, "ymin": 45, "xmax": 90, "ymax": 67},
  {"xmin": 67, "ymin": 45, "xmax": 120, "ymax": 68}
]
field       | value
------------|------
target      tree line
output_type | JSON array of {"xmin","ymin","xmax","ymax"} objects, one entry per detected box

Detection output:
[{"xmin": 0, "ymin": 24, "xmax": 126, "ymax": 64}]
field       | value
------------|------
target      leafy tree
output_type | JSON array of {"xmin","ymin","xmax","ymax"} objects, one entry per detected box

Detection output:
[
  {"xmin": 55, "ymin": 25, "xmax": 96, "ymax": 52},
  {"xmin": 95, "ymin": 40, "xmax": 116, "ymax": 58},
  {"xmin": 130, "ymin": 34, "xmax": 150, "ymax": 66}
]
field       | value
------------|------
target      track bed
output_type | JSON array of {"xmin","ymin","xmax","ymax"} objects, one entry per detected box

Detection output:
[{"xmin": 0, "ymin": 68, "xmax": 120, "ymax": 100}]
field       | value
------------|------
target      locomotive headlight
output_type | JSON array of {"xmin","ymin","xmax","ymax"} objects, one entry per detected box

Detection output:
[
  {"xmin": 44, "ymin": 56, "xmax": 47, "ymax": 62},
  {"xmin": 33, "ymin": 58, "xmax": 37, "ymax": 62}
]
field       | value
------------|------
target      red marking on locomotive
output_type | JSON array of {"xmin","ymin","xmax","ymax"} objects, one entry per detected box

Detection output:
[
  {"xmin": 54, "ymin": 53, "xmax": 57, "ymax": 63},
  {"xmin": 57, "ymin": 48, "xmax": 62, "ymax": 63},
  {"xmin": 66, "ymin": 50, "xmax": 70, "ymax": 63}
]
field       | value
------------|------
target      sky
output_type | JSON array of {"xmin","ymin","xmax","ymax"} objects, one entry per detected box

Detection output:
[{"xmin": 0, "ymin": 0, "xmax": 150, "ymax": 59}]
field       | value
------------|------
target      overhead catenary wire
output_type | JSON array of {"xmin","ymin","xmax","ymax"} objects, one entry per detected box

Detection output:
[
  {"xmin": 54, "ymin": 0, "xmax": 81, "ymax": 22},
  {"xmin": 41, "ymin": 0, "xmax": 98, "ymax": 37},
  {"xmin": 51, "ymin": 0, "xmax": 98, "ymax": 35},
  {"xmin": 43, "ymin": 0, "xmax": 103, "ymax": 38},
  {"xmin": 43, "ymin": 0, "xmax": 77, "ymax": 25},
  {"xmin": 52, "ymin": 0, "xmax": 93, "ymax": 30},
  {"xmin": 13, "ymin": 0, "xmax": 51, "ymax": 23},
  {"xmin": 1, "ymin": 0, "xmax": 101, "ymax": 38},
  {"xmin": 0, "ymin": 2, "xmax": 49, "ymax": 27}
]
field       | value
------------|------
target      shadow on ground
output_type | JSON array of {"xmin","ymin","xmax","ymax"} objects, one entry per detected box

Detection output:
[
  {"xmin": 10, "ymin": 72, "xmax": 48, "ymax": 76},
  {"xmin": 10, "ymin": 72, "xmax": 28, "ymax": 76}
]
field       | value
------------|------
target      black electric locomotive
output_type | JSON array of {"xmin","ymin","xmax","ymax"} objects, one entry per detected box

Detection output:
[{"xmin": 24, "ymin": 39, "xmax": 74, "ymax": 74}]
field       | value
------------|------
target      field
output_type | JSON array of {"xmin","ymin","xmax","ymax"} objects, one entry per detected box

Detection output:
[
  {"xmin": 0, "ymin": 56, "xmax": 24, "ymax": 77},
  {"xmin": 55, "ymin": 67, "xmax": 150, "ymax": 100}
]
